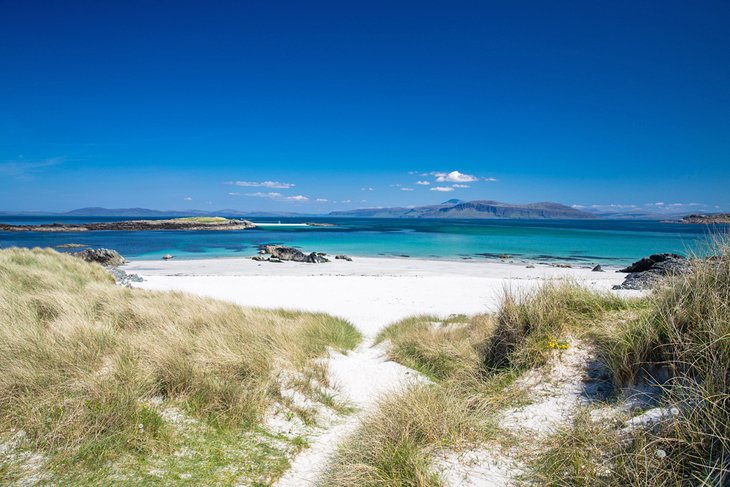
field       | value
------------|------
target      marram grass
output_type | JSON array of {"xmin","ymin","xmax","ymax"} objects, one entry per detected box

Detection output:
[{"xmin": 0, "ymin": 247, "xmax": 361, "ymax": 484}]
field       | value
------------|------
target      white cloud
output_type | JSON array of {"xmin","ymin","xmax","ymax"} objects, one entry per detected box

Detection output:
[
  {"xmin": 184, "ymin": 196, "xmax": 193, "ymax": 201},
  {"xmin": 431, "ymin": 171, "xmax": 478, "ymax": 183},
  {"xmin": 228, "ymin": 192, "xmax": 241, "ymax": 196},
  {"xmin": 430, "ymin": 186, "xmax": 455, "ymax": 192},
  {"xmin": 361, "ymin": 187, "xmax": 374, "ymax": 191},
  {"xmin": 341, "ymin": 199, "xmax": 352, "ymax": 203},
  {"xmin": 316, "ymin": 198, "xmax": 328, "ymax": 202},
  {"xmin": 246, "ymin": 192, "xmax": 283, "ymax": 199},
  {"xmin": 415, "ymin": 180, "xmax": 431, "ymax": 185},
  {"xmin": 244, "ymin": 191, "xmax": 309, "ymax": 202},
  {"xmin": 452, "ymin": 184, "xmax": 470, "ymax": 188},
  {"xmin": 400, "ymin": 187, "xmax": 414, "ymax": 191},
  {"xmin": 226, "ymin": 180, "xmax": 295, "ymax": 189},
  {"xmin": 483, "ymin": 177, "xmax": 498, "ymax": 182}
]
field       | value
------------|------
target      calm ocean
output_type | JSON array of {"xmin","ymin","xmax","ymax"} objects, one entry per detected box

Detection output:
[{"xmin": 0, "ymin": 216, "xmax": 724, "ymax": 266}]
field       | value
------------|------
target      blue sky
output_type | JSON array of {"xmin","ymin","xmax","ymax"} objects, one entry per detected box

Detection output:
[{"xmin": 1, "ymin": 0, "xmax": 729, "ymax": 213}]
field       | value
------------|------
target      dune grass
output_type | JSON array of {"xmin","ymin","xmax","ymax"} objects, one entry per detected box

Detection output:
[
  {"xmin": 330, "ymin": 256, "xmax": 728, "ymax": 485},
  {"xmin": 0, "ymin": 247, "xmax": 361, "ymax": 484},
  {"xmin": 531, "ymin": 246, "xmax": 730, "ymax": 485}
]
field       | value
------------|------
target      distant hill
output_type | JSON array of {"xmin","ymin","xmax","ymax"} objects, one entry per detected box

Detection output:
[
  {"xmin": 62, "ymin": 207, "xmax": 201, "ymax": 217},
  {"xmin": 330, "ymin": 200, "xmax": 595, "ymax": 219},
  {"xmin": 58, "ymin": 208, "xmax": 312, "ymax": 218}
]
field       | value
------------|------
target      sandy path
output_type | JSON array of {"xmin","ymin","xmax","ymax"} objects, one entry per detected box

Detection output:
[
  {"xmin": 275, "ymin": 341, "xmax": 427, "ymax": 486},
  {"xmin": 126, "ymin": 256, "xmax": 630, "ymax": 485}
]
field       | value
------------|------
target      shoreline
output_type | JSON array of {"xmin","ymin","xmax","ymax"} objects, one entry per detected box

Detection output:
[{"xmin": 123, "ymin": 250, "xmax": 631, "ymax": 267}]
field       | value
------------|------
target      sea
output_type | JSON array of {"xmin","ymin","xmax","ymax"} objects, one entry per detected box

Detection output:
[{"xmin": 0, "ymin": 216, "xmax": 725, "ymax": 267}]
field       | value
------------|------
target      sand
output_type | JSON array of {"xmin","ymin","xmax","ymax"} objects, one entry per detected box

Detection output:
[
  {"xmin": 124, "ymin": 256, "xmax": 630, "ymax": 338},
  {"xmin": 124, "ymin": 256, "xmax": 633, "ymax": 485}
]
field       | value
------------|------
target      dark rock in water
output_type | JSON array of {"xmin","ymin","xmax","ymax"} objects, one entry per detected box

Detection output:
[
  {"xmin": 399, "ymin": 254, "xmax": 411, "ymax": 258},
  {"xmin": 592, "ymin": 265, "xmax": 604, "ymax": 272},
  {"xmin": 73, "ymin": 248, "xmax": 125, "ymax": 266},
  {"xmin": 162, "ymin": 254, "xmax": 174, "ymax": 260},
  {"xmin": 613, "ymin": 253, "xmax": 689, "ymax": 290},
  {"xmin": 335, "ymin": 255, "xmax": 353, "ymax": 261}
]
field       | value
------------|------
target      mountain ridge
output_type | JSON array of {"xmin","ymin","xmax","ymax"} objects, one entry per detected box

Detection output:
[{"xmin": 330, "ymin": 200, "xmax": 596, "ymax": 219}]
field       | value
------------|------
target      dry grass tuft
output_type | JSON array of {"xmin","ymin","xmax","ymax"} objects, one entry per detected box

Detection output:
[{"xmin": 0, "ymin": 247, "xmax": 360, "ymax": 482}]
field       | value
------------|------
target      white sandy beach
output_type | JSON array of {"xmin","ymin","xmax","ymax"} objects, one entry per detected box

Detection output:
[
  {"xmin": 124, "ymin": 256, "xmax": 634, "ymax": 486},
  {"xmin": 125, "ymin": 256, "xmax": 631, "ymax": 338}
]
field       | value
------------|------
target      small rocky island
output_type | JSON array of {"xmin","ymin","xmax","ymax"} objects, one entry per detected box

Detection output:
[
  {"xmin": 676, "ymin": 213, "xmax": 730, "ymax": 224},
  {"xmin": 0, "ymin": 217, "xmax": 257, "ymax": 232}
]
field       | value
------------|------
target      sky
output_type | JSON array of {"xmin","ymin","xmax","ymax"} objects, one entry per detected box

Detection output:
[{"xmin": 1, "ymin": 0, "xmax": 729, "ymax": 214}]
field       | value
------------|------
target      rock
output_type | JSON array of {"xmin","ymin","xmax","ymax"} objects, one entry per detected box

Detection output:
[
  {"xmin": 335, "ymin": 255, "xmax": 353, "ymax": 261},
  {"xmin": 56, "ymin": 243, "xmax": 87, "ymax": 249},
  {"xmin": 252, "ymin": 255, "xmax": 267, "ymax": 261},
  {"xmin": 261, "ymin": 245, "xmax": 329, "ymax": 263},
  {"xmin": 162, "ymin": 254, "xmax": 174, "ymax": 260},
  {"xmin": 620, "ymin": 406, "xmax": 680, "ymax": 436},
  {"xmin": 305, "ymin": 222, "xmax": 336, "ymax": 227},
  {"xmin": 499, "ymin": 254, "xmax": 511, "ymax": 259},
  {"xmin": 108, "ymin": 267, "xmax": 143, "ymax": 287},
  {"xmin": 613, "ymin": 253, "xmax": 690, "ymax": 290},
  {"xmin": 526, "ymin": 264, "xmax": 535, "ymax": 268},
  {"xmin": 619, "ymin": 253, "xmax": 686, "ymax": 273},
  {"xmin": 73, "ymin": 248, "xmax": 125, "ymax": 266},
  {"xmin": 592, "ymin": 265, "xmax": 604, "ymax": 272},
  {"xmin": 306, "ymin": 252, "xmax": 329, "ymax": 263}
]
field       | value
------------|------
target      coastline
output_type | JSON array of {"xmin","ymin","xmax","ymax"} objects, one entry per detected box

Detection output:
[{"xmin": 125, "ymin": 255, "xmax": 636, "ymax": 337}]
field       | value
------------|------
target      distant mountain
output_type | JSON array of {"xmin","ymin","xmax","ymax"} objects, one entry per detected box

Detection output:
[
  {"xmin": 62, "ymin": 207, "xmax": 199, "ymax": 217},
  {"xmin": 57, "ymin": 208, "xmax": 313, "ymax": 218},
  {"xmin": 330, "ymin": 200, "xmax": 595, "ymax": 219}
]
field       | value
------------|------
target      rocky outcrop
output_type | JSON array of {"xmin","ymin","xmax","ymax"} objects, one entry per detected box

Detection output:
[
  {"xmin": 73, "ymin": 248, "xmax": 126, "ymax": 266},
  {"xmin": 258, "ymin": 245, "xmax": 330, "ymax": 263},
  {"xmin": 0, "ymin": 218, "xmax": 257, "ymax": 232},
  {"xmin": 335, "ymin": 255, "xmax": 353, "ymax": 261},
  {"xmin": 592, "ymin": 265, "xmax": 604, "ymax": 272},
  {"xmin": 613, "ymin": 253, "xmax": 689, "ymax": 290},
  {"xmin": 677, "ymin": 213, "xmax": 730, "ymax": 224}
]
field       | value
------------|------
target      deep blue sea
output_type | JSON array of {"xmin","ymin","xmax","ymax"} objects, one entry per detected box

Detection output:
[{"xmin": 0, "ymin": 216, "xmax": 725, "ymax": 266}]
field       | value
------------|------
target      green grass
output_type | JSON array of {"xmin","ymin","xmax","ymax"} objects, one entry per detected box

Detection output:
[
  {"xmin": 532, "ymin": 245, "xmax": 730, "ymax": 486},
  {"xmin": 0, "ymin": 247, "xmax": 361, "ymax": 484},
  {"xmin": 330, "ymin": 262, "xmax": 730, "ymax": 486},
  {"xmin": 173, "ymin": 217, "xmax": 232, "ymax": 223}
]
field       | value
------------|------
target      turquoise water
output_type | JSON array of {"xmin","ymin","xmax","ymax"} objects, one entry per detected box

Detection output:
[{"xmin": 0, "ymin": 216, "xmax": 723, "ymax": 266}]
